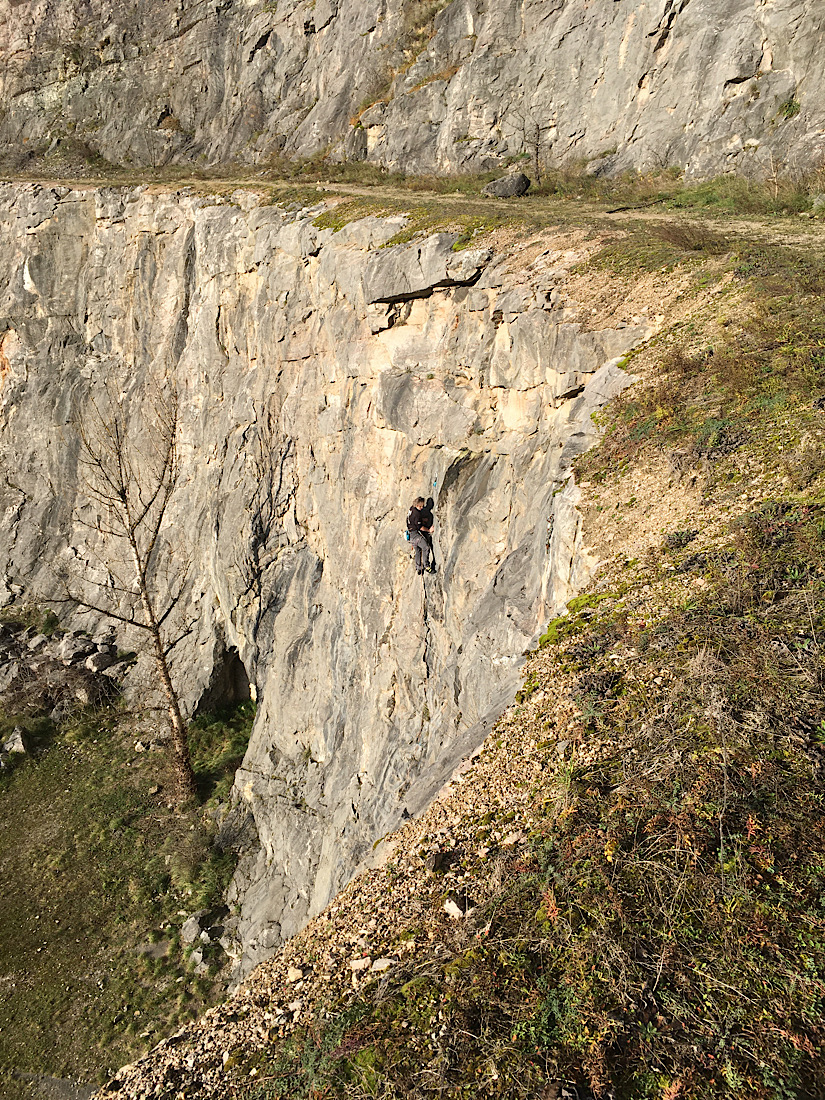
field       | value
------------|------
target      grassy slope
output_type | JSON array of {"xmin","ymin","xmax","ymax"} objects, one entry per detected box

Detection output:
[
  {"xmin": 192, "ymin": 215, "xmax": 825, "ymax": 1099},
  {"xmin": 0, "ymin": 671, "xmax": 253, "ymax": 1099}
]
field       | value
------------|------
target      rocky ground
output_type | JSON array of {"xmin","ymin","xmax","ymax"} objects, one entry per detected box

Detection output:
[{"xmin": 0, "ymin": 619, "xmax": 124, "ymax": 724}]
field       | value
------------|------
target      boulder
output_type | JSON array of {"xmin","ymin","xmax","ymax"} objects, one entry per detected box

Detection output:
[
  {"xmin": 2, "ymin": 727, "xmax": 26, "ymax": 754},
  {"xmin": 85, "ymin": 651, "xmax": 117, "ymax": 673},
  {"xmin": 0, "ymin": 661, "xmax": 22, "ymax": 694},
  {"xmin": 71, "ymin": 681, "xmax": 104, "ymax": 706},
  {"xmin": 181, "ymin": 910, "xmax": 210, "ymax": 944},
  {"xmin": 57, "ymin": 635, "xmax": 96, "ymax": 664},
  {"xmin": 482, "ymin": 173, "xmax": 531, "ymax": 198}
]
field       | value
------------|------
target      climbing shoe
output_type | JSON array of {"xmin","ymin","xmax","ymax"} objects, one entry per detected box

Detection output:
[{"xmin": 426, "ymin": 565, "xmax": 436, "ymax": 574}]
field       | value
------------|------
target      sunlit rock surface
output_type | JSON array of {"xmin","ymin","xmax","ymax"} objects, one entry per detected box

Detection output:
[
  {"xmin": 0, "ymin": 183, "xmax": 649, "ymax": 976},
  {"xmin": 0, "ymin": 0, "xmax": 823, "ymax": 177}
]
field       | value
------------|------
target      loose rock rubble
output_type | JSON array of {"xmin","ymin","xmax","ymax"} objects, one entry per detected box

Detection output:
[{"xmin": 0, "ymin": 619, "xmax": 127, "ymax": 728}]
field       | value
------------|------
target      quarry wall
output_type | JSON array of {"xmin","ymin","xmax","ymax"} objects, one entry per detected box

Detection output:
[
  {"xmin": 0, "ymin": 182, "xmax": 650, "ymax": 976},
  {"xmin": 1, "ymin": 0, "xmax": 824, "ymax": 178}
]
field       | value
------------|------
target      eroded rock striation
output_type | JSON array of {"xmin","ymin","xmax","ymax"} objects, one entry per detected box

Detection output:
[
  {"xmin": 1, "ymin": 0, "xmax": 823, "ymax": 178},
  {"xmin": 0, "ymin": 182, "xmax": 650, "ymax": 977}
]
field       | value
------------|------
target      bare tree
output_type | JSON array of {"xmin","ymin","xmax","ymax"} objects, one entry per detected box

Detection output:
[
  {"xmin": 509, "ymin": 105, "xmax": 554, "ymax": 185},
  {"xmin": 62, "ymin": 376, "xmax": 198, "ymax": 803}
]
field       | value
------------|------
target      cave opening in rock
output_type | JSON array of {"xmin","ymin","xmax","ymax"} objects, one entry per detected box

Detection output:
[{"xmin": 196, "ymin": 646, "xmax": 251, "ymax": 715}]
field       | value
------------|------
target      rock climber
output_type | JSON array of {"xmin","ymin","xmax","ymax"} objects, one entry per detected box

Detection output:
[{"xmin": 407, "ymin": 496, "xmax": 436, "ymax": 575}]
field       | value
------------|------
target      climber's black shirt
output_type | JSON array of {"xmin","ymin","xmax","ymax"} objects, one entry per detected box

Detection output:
[{"xmin": 407, "ymin": 507, "xmax": 427, "ymax": 533}]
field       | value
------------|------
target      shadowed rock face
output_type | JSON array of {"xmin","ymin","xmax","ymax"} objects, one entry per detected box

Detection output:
[
  {"xmin": 1, "ymin": 0, "xmax": 823, "ymax": 178},
  {"xmin": 0, "ymin": 183, "xmax": 649, "ymax": 978}
]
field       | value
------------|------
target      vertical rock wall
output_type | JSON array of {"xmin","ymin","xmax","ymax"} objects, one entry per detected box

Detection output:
[
  {"xmin": 0, "ymin": 183, "xmax": 651, "ymax": 975},
  {"xmin": 1, "ymin": 0, "xmax": 824, "ymax": 178}
]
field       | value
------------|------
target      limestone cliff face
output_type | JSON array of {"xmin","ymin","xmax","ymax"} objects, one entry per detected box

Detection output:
[
  {"xmin": 1, "ymin": 0, "xmax": 823, "ymax": 178},
  {"xmin": 0, "ymin": 182, "xmax": 649, "ymax": 977}
]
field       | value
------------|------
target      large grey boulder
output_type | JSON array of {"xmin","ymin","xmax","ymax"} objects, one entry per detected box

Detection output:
[
  {"xmin": 2, "ymin": 727, "xmax": 27, "ymax": 754},
  {"xmin": 84, "ymin": 651, "xmax": 117, "ymax": 673},
  {"xmin": 482, "ymin": 173, "xmax": 531, "ymax": 198},
  {"xmin": 57, "ymin": 635, "xmax": 96, "ymax": 665},
  {"xmin": 0, "ymin": 661, "xmax": 22, "ymax": 695},
  {"xmin": 181, "ymin": 911, "xmax": 210, "ymax": 945}
]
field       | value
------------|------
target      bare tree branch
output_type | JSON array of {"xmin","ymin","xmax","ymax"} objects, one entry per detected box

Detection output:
[
  {"xmin": 508, "ymin": 104, "xmax": 554, "ymax": 185},
  {"xmin": 51, "ymin": 588, "xmax": 153, "ymax": 630}
]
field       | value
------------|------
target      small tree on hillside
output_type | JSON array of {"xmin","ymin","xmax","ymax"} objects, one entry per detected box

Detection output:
[
  {"xmin": 509, "ymin": 105, "xmax": 554, "ymax": 185},
  {"xmin": 61, "ymin": 376, "xmax": 198, "ymax": 803}
]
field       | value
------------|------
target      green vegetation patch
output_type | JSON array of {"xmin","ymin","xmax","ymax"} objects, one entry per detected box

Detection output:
[
  {"xmin": 311, "ymin": 195, "xmax": 515, "ymax": 249},
  {"xmin": 516, "ymin": 505, "xmax": 825, "ymax": 1098},
  {"xmin": 0, "ymin": 697, "xmax": 254, "ymax": 1098},
  {"xmin": 190, "ymin": 700, "xmax": 257, "ymax": 803},
  {"xmin": 577, "ymin": 238, "xmax": 825, "ymax": 486},
  {"xmin": 533, "ymin": 165, "xmax": 821, "ymax": 216},
  {"xmin": 584, "ymin": 223, "xmax": 733, "ymax": 276},
  {"xmin": 539, "ymin": 593, "xmax": 625, "ymax": 649}
]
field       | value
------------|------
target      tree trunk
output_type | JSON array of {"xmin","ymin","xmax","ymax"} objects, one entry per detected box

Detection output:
[
  {"xmin": 151, "ymin": 630, "xmax": 199, "ymax": 803},
  {"xmin": 134, "ymin": 550, "xmax": 198, "ymax": 803},
  {"xmin": 75, "ymin": 380, "xmax": 196, "ymax": 802}
]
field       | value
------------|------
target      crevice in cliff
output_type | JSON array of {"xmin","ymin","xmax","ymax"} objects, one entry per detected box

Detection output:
[
  {"xmin": 554, "ymin": 19, "xmax": 585, "ymax": 50},
  {"xmin": 214, "ymin": 305, "xmax": 229, "ymax": 362},
  {"xmin": 649, "ymin": 0, "xmax": 691, "ymax": 53},
  {"xmin": 724, "ymin": 73, "xmax": 757, "ymax": 88},
  {"xmin": 371, "ymin": 271, "xmax": 484, "ymax": 306},
  {"xmin": 170, "ymin": 228, "xmax": 195, "ymax": 367},
  {"xmin": 247, "ymin": 29, "xmax": 272, "ymax": 63},
  {"xmin": 439, "ymin": 449, "xmax": 483, "ymax": 496}
]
